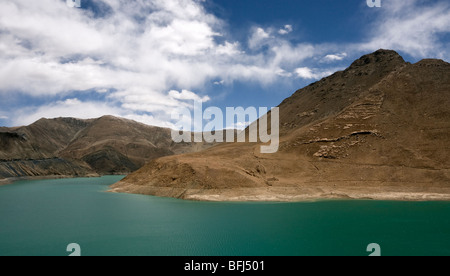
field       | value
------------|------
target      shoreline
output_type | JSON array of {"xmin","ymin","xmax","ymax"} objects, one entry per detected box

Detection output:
[
  {"xmin": 109, "ymin": 184, "xmax": 450, "ymax": 203},
  {"xmin": 2, "ymin": 176, "xmax": 450, "ymax": 202},
  {"xmin": 0, "ymin": 174, "xmax": 103, "ymax": 186}
]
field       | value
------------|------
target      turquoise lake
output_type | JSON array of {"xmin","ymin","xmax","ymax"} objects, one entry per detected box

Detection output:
[{"xmin": 0, "ymin": 176, "xmax": 449, "ymax": 256}]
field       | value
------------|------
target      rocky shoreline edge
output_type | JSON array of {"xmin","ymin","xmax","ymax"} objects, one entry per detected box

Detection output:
[{"xmin": 109, "ymin": 183, "xmax": 450, "ymax": 202}]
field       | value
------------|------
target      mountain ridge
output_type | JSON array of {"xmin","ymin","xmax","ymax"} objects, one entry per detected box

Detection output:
[
  {"xmin": 0, "ymin": 115, "xmax": 216, "ymax": 179},
  {"xmin": 110, "ymin": 49, "xmax": 450, "ymax": 201}
]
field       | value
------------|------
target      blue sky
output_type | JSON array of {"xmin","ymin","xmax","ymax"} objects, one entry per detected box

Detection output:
[{"xmin": 0, "ymin": 0, "xmax": 449, "ymax": 128}]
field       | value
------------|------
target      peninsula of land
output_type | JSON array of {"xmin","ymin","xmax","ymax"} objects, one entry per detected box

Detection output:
[{"xmin": 110, "ymin": 50, "xmax": 450, "ymax": 201}]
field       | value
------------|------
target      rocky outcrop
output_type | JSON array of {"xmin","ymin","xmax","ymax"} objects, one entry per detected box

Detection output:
[{"xmin": 0, "ymin": 158, "xmax": 93, "ymax": 178}]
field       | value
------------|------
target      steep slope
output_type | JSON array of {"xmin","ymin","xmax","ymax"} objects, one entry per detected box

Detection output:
[
  {"xmin": 278, "ymin": 49, "xmax": 407, "ymax": 135},
  {"xmin": 58, "ymin": 116, "xmax": 174, "ymax": 174},
  {"xmin": 0, "ymin": 118, "xmax": 94, "ymax": 178},
  {"xmin": 0, "ymin": 116, "xmax": 216, "ymax": 178},
  {"xmin": 59, "ymin": 115, "xmax": 215, "ymax": 174},
  {"xmin": 0, "ymin": 117, "xmax": 92, "ymax": 160},
  {"xmin": 111, "ymin": 50, "xmax": 450, "ymax": 201}
]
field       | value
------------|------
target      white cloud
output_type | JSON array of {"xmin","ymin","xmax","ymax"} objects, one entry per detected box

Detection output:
[
  {"xmin": 278, "ymin": 25, "xmax": 293, "ymax": 35},
  {"xmin": 360, "ymin": 0, "xmax": 450, "ymax": 59},
  {"xmin": 248, "ymin": 27, "xmax": 272, "ymax": 50},
  {"xmin": 295, "ymin": 68, "xmax": 316, "ymax": 79},
  {"xmin": 123, "ymin": 114, "xmax": 176, "ymax": 129},
  {"xmin": 271, "ymin": 42, "xmax": 316, "ymax": 67},
  {"xmin": 295, "ymin": 67, "xmax": 335, "ymax": 80},
  {"xmin": 145, "ymin": 19, "xmax": 218, "ymax": 56},
  {"xmin": 169, "ymin": 89, "xmax": 210, "ymax": 103},
  {"xmin": 323, "ymin": 53, "xmax": 347, "ymax": 62},
  {"xmin": 275, "ymin": 69, "xmax": 293, "ymax": 78},
  {"xmin": 216, "ymin": 41, "xmax": 243, "ymax": 56},
  {"xmin": 0, "ymin": 0, "xmax": 226, "ymax": 125}
]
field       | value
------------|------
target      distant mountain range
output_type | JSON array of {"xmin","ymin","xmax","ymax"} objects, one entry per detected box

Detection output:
[
  {"xmin": 0, "ymin": 115, "xmax": 215, "ymax": 180},
  {"xmin": 111, "ymin": 49, "xmax": 450, "ymax": 201}
]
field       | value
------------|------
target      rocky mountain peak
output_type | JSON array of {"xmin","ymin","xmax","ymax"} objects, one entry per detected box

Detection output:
[{"xmin": 348, "ymin": 49, "xmax": 406, "ymax": 69}]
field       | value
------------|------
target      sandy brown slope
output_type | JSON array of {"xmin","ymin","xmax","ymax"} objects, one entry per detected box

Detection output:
[
  {"xmin": 58, "ymin": 116, "xmax": 175, "ymax": 174},
  {"xmin": 59, "ymin": 115, "xmax": 218, "ymax": 174},
  {"xmin": 111, "ymin": 50, "xmax": 450, "ymax": 201}
]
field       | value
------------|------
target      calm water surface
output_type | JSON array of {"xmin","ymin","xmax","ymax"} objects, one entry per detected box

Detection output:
[{"xmin": 0, "ymin": 176, "xmax": 449, "ymax": 256}]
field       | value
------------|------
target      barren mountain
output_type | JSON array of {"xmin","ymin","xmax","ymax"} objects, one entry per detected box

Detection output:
[
  {"xmin": 0, "ymin": 115, "xmax": 214, "ymax": 178},
  {"xmin": 0, "ymin": 118, "xmax": 95, "ymax": 179},
  {"xmin": 111, "ymin": 50, "xmax": 450, "ymax": 201}
]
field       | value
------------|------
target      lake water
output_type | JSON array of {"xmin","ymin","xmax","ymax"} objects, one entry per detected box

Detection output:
[{"xmin": 0, "ymin": 176, "xmax": 449, "ymax": 256}]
